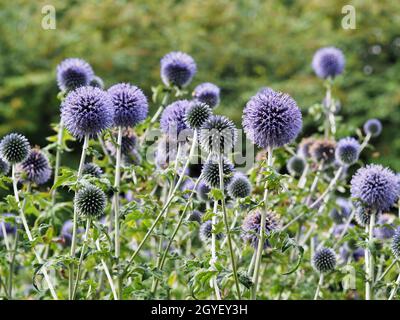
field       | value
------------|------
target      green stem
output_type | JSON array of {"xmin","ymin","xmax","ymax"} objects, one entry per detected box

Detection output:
[
  {"xmin": 366, "ymin": 212, "xmax": 376, "ymax": 300},
  {"xmin": 314, "ymin": 273, "xmax": 324, "ymax": 300},
  {"xmin": 51, "ymin": 119, "xmax": 64, "ymax": 205},
  {"xmin": 211, "ymin": 200, "xmax": 222, "ymax": 300}
]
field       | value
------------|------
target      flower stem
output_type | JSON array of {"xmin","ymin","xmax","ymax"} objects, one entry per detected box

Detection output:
[
  {"xmin": 211, "ymin": 200, "xmax": 222, "ymax": 300},
  {"xmin": 95, "ymin": 239, "xmax": 118, "ymax": 300},
  {"xmin": 388, "ymin": 270, "xmax": 400, "ymax": 300},
  {"xmin": 365, "ymin": 212, "xmax": 376, "ymax": 300},
  {"xmin": 51, "ymin": 119, "xmax": 64, "ymax": 205},
  {"xmin": 314, "ymin": 273, "xmax": 324, "ymax": 300},
  {"xmin": 377, "ymin": 259, "xmax": 397, "ymax": 283}
]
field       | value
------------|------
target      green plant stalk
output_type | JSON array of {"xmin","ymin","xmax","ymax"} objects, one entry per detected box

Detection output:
[
  {"xmin": 211, "ymin": 200, "xmax": 222, "ymax": 300},
  {"xmin": 388, "ymin": 265, "xmax": 400, "ymax": 300},
  {"xmin": 377, "ymin": 259, "xmax": 397, "ymax": 283},
  {"xmin": 218, "ymin": 153, "xmax": 241, "ymax": 299},
  {"xmin": 69, "ymin": 134, "xmax": 89, "ymax": 300},
  {"xmin": 323, "ymin": 77, "xmax": 333, "ymax": 138},
  {"xmin": 314, "ymin": 273, "xmax": 324, "ymax": 300},
  {"xmin": 95, "ymin": 239, "xmax": 118, "ymax": 300},
  {"xmin": 51, "ymin": 119, "xmax": 64, "ymax": 205},
  {"xmin": 365, "ymin": 212, "xmax": 376, "ymax": 300},
  {"xmin": 251, "ymin": 146, "xmax": 273, "ymax": 300}
]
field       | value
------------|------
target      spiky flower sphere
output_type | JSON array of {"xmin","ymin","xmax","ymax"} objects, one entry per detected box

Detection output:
[
  {"xmin": 160, "ymin": 100, "xmax": 191, "ymax": 138},
  {"xmin": 201, "ymin": 157, "xmax": 234, "ymax": 188},
  {"xmin": 335, "ymin": 137, "xmax": 360, "ymax": 166},
  {"xmin": 193, "ymin": 82, "xmax": 220, "ymax": 108},
  {"xmin": 199, "ymin": 115, "xmax": 237, "ymax": 155},
  {"xmin": 108, "ymin": 83, "xmax": 148, "ymax": 127},
  {"xmin": 329, "ymin": 198, "xmax": 352, "ymax": 224},
  {"xmin": 242, "ymin": 87, "xmax": 302, "ymax": 149},
  {"xmin": 298, "ymin": 137, "xmax": 315, "ymax": 159},
  {"xmin": 199, "ymin": 220, "xmax": 223, "ymax": 242},
  {"xmin": 82, "ymin": 163, "xmax": 103, "ymax": 178},
  {"xmin": 185, "ymin": 101, "xmax": 212, "ymax": 129},
  {"xmin": 106, "ymin": 129, "xmax": 137, "ymax": 157},
  {"xmin": 0, "ymin": 158, "xmax": 10, "ymax": 175},
  {"xmin": 20, "ymin": 149, "xmax": 52, "ymax": 185},
  {"xmin": 310, "ymin": 139, "xmax": 336, "ymax": 165},
  {"xmin": 160, "ymin": 51, "xmax": 197, "ymax": 88},
  {"xmin": 89, "ymin": 76, "xmax": 104, "ymax": 89},
  {"xmin": 56, "ymin": 58, "xmax": 94, "ymax": 92},
  {"xmin": 312, "ymin": 247, "xmax": 337, "ymax": 273},
  {"xmin": 354, "ymin": 204, "xmax": 373, "ymax": 227},
  {"xmin": 242, "ymin": 210, "xmax": 281, "ymax": 249},
  {"xmin": 363, "ymin": 119, "xmax": 382, "ymax": 138},
  {"xmin": 74, "ymin": 184, "xmax": 107, "ymax": 218},
  {"xmin": 374, "ymin": 214, "xmax": 396, "ymax": 240},
  {"xmin": 287, "ymin": 155, "xmax": 306, "ymax": 177},
  {"xmin": 181, "ymin": 178, "xmax": 195, "ymax": 199},
  {"xmin": 61, "ymin": 86, "xmax": 113, "ymax": 139},
  {"xmin": 392, "ymin": 229, "xmax": 400, "ymax": 260},
  {"xmin": 350, "ymin": 164, "xmax": 399, "ymax": 211},
  {"xmin": 0, "ymin": 133, "xmax": 30, "ymax": 164},
  {"xmin": 0, "ymin": 213, "xmax": 16, "ymax": 238},
  {"xmin": 196, "ymin": 181, "xmax": 211, "ymax": 202},
  {"xmin": 312, "ymin": 47, "xmax": 345, "ymax": 79},
  {"xmin": 188, "ymin": 210, "xmax": 203, "ymax": 224},
  {"xmin": 227, "ymin": 172, "xmax": 252, "ymax": 199}
]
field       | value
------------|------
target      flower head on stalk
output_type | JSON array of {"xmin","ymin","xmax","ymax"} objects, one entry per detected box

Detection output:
[
  {"xmin": 20, "ymin": 149, "xmax": 52, "ymax": 185},
  {"xmin": 363, "ymin": 119, "xmax": 382, "ymax": 138},
  {"xmin": 312, "ymin": 47, "xmax": 345, "ymax": 79},
  {"xmin": 160, "ymin": 51, "xmax": 197, "ymax": 88},
  {"xmin": 57, "ymin": 58, "xmax": 94, "ymax": 92},
  {"xmin": 160, "ymin": 100, "xmax": 192, "ymax": 140},
  {"xmin": 0, "ymin": 133, "xmax": 30, "ymax": 164},
  {"xmin": 193, "ymin": 82, "xmax": 220, "ymax": 108},
  {"xmin": 201, "ymin": 156, "xmax": 234, "ymax": 188}
]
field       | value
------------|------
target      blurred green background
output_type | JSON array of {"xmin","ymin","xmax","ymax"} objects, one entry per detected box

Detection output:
[{"xmin": 0, "ymin": 0, "xmax": 399, "ymax": 170}]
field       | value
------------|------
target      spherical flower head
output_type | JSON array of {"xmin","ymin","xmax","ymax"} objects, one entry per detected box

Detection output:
[
  {"xmin": 74, "ymin": 184, "xmax": 107, "ymax": 218},
  {"xmin": 0, "ymin": 213, "xmax": 17, "ymax": 238},
  {"xmin": 350, "ymin": 164, "xmax": 399, "ymax": 211},
  {"xmin": 374, "ymin": 214, "xmax": 396, "ymax": 240},
  {"xmin": 310, "ymin": 139, "xmax": 336, "ymax": 164},
  {"xmin": 0, "ymin": 158, "xmax": 10, "ymax": 175},
  {"xmin": 354, "ymin": 203, "xmax": 373, "ymax": 227},
  {"xmin": 287, "ymin": 155, "xmax": 306, "ymax": 177},
  {"xmin": 160, "ymin": 51, "xmax": 197, "ymax": 88},
  {"xmin": 56, "ymin": 58, "xmax": 94, "ymax": 92},
  {"xmin": 335, "ymin": 137, "xmax": 360, "ymax": 166},
  {"xmin": 242, "ymin": 210, "xmax": 281, "ymax": 249},
  {"xmin": 330, "ymin": 197, "xmax": 352, "ymax": 224},
  {"xmin": 180, "ymin": 178, "xmax": 195, "ymax": 199},
  {"xmin": 312, "ymin": 247, "xmax": 336, "ymax": 273},
  {"xmin": 20, "ymin": 149, "xmax": 52, "ymax": 185},
  {"xmin": 82, "ymin": 163, "xmax": 103, "ymax": 178},
  {"xmin": 298, "ymin": 137, "xmax": 316, "ymax": 159},
  {"xmin": 61, "ymin": 86, "xmax": 113, "ymax": 139},
  {"xmin": 61, "ymin": 220, "xmax": 84, "ymax": 246},
  {"xmin": 242, "ymin": 87, "xmax": 302, "ymax": 149},
  {"xmin": 185, "ymin": 101, "xmax": 212, "ymax": 129},
  {"xmin": 312, "ymin": 47, "xmax": 345, "ymax": 79},
  {"xmin": 0, "ymin": 133, "xmax": 30, "ymax": 164},
  {"xmin": 196, "ymin": 181, "xmax": 211, "ymax": 202},
  {"xmin": 160, "ymin": 100, "xmax": 191, "ymax": 138},
  {"xmin": 199, "ymin": 220, "xmax": 223, "ymax": 242},
  {"xmin": 89, "ymin": 76, "xmax": 104, "ymax": 89},
  {"xmin": 188, "ymin": 210, "xmax": 203, "ymax": 224},
  {"xmin": 108, "ymin": 83, "xmax": 148, "ymax": 127},
  {"xmin": 227, "ymin": 172, "xmax": 252, "ymax": 199},
  {"xmin": 392, "ymin": 229, "xmax": 400, "ymax": 260},
  {"xmin": 106, "ymin": 128, "xmax": 137, "ymax": 157},
  {"xmin": 193, "ymin": 82, "xmax": 220, "ymax": 108},
  {"xmin": 201, "ymin": 156, "xmax": 234, "ymax": 188},
  {"xmin": 363, "ymin": 119, "xmax": 382, "ymax": 138},
  {"xmin": 199, "ymin": 115, "xmax": 237, "ymax": 155}
]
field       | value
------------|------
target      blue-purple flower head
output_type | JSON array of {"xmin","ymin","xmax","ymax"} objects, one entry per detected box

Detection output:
[
  {"xmin": 312, "ymin": 247, "xmax": 336, "ymax": 273},
  {"xmin": 392, "ymin": 229, "xmax": 400, "ymax": 260},
  {"xmin": 242, "ymin": 87, "xmax": 302, "ymax": 150},
  {"xmin": 312, "ymin": 47, "xmax": 345, "ymax": 79},
  {"xmin": 335, "ymin": 137, "xmax": 360, "ymax": 166},
  {"xmin": 108, "ymin": 83, "xmax": 148, "ymax": 127},
  {"xmin": 160, "ymin": 100, "xmax": 192, "ymax": 139},
  {"xmin": 193, "ymin": 82, "xmax": 220, "ymax": 108},
  {"xmin": 287, "ymin": 155, "xmax": 306, "ymax": 177},
  {"xmin": 363, "ymin": 119, "xmax": 382, "ymax": 138},
  {"xmin": 20, "ymin": 149, "xmax": 52, "ymax": 185},
  {"xmin": 180, "ymin": 178, "xmax": 195, "ymax": 199},
  {"xmin": 0, "ymin": 158, "xmax": 10, "ymax": 175},
  {"xmin": 0, "ymin": 133, "xmax": 30, "ymax": 164},
  {"xmin": 199, "ymin": 220, "xmax": 223, "ymax": 242},
  {"xmin": 227, "ymin": 172, "xmax": 252, "ymax": 199},
  {"xmin": 56, "ymin": 58, "xmax": 94, "ymax": 92},
  {"xmin": 298, "ymin": 137, "xmax": 316, "ymax": 159},
  {"xmin": 201, "ymin": 156, "xmax": 234, "ymax": 188},
  {"xmin": 89, "ymin": 76, "xmax": 104, "ymax": 89},
  {"xmin": 160, "ymin": 51, "xmax": 197, "ymax": 88},
  {"xmin": 351, "ymin": 164, "xmax": 399, "ymax": 211},
  {"xmin": 196, "ymin": 181, "xmax": 211, "ymax": 202},
  {"xmin": 61, "ymin": 86, "xmax": 113, "ymax": 139}
]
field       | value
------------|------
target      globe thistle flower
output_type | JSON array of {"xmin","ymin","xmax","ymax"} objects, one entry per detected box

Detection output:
[
  {"xmin": 61, "ymin": 86, "xmax": 113, "ymax": 139},
  {"xmin": 108, "ymin": 83, "xmax": 148, "ymax": 127},
  {"xmin": 180, "ymin": 178, "xmax": 195, "ymax": 199},
  {"xmin": 227, "ymin": 172, "xmax": 252, "ymax": 199},
  {"xmin": 82, "ymin": 163, "xmax": 103, "ymax": 178},
  {"xmin": 20, "ymin": 149, "xmax": 52, "ymax": 185},
  {"xmin": 186, "ymin": 162, "xmax": 202, "ymax": 178},
  {"xmin": 0, "ymin": 133, "xmax": 30, "ymax": 164},
  {"xmin": 335, "ymin": 137, "xmax": 360, "ymax": 166},
  {"xmin": 363, "ymin": 119, "xmax": 382, "ymax": 138},
  {"xmin": 392, "ymin": 229, "xmax": 400, "ymax": 260},
  {"xmin": 298, "ymin": 137, "xmax": 316, "ymax": 159},
  {"xmin": 193, "ymin": 82, "xmax": 220, "ymax": 108},
  {"xmin": 160, "ymin": 100, "xmax": 192, "ymax": 138},
  {"xmin": 312, "ymin": 247, "xmax": 337, "ymax": 273},
  {"xmin": 160, "ymin": 51, "xmax": 197, "ymax": 88},
  {"xmin": 61, "ymin": 220, "xmax": 84, "ymax": 246},
  {"xmin": 0, "ymin": 158, "xmax": 10, "ymax": 175},
  {"xmin": 199, "ymin": 220, "xmax": 223, "ymax": 242},
  {"xmin": 184, "ymin": 101, "xmax": 212, "ymax": 129},
  {"xmin": 242, "ymin": 87, "xmax": 302, "ymax": 149},
  {"xmin": 242, "ymin": 210, "xmax": 281, "ymax": 249},
  {"xmin": 330, "ymin": 197, "xmax": 352, "ymax": 224},
  {"xmin": 89, "ymin": 76, "xmax": 104, "ymax": 89},
  {"xmin": 354, "ymin": 204, "xmax": 373, "ymax": 227},
  {"xmin": 0, "ymin": 213, "xmax": 16, "ymax": 238},
  {"xmin": 199, "ymin": 115, "xmax": 237, "ymax": 155},
  {"xmin": 350, "ymin": 164, "xmax": 399, "ymax": 211},
  {"xmin": 106, "ymin": 128, "xmax": 137, "ymax": 157},
  {"xmin": 373, "ymin": 214, "xmax": 396, "ymax": 240},
  {"xmin": 56, "ymin": 58, "xmax": 94, "ymax": 92},
  {"xmin": 201, "ymin": 157, "xmax": 234, "ymax": 188},
  {"xmin": 287, "ymin": 155, "xmax": 306, "ymax": 177},
  {"xmin": 312, "ymin": 47, "xmax": 345, "ymax": 79},
  {"xmin": 188, "ymin": 210, "xmax": 203, "ymax": 224},
  {"xmin": 310, "ymin": 139, "xmax": 336, "ymax": 165},
  {"xmin": 196, "ymin": 181, "xmax": 211, "ymax": 202},
  {"xmin": 74, "ymin": 184, "xmax": 107, "ymax": 218}
]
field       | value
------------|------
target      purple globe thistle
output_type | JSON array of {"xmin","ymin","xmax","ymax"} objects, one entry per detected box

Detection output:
[
  {"xmin": 61, "ymin": 86, "xmax": 113, "ymax": 139},
  {"xmin": 242, "ymin": 87, "xmax": 302, "ymax": 150},
  {"xmin": 227, "ymin": 172, "xmax": 252, "ymax": 199},
  {"xmin": 0, "ymin": 158, "xmax": 10, "ymax": 175},
  {"xmin": 312, "ymin": 47, "xmax": 345, "ymax": 79},
  {"xmin": 74, "ymin": 184, "xmax": 107, "ymax": 218},
  {"xmin": 180, "ymin": 178, "xmax": 195, "ymax": 199},
  {"xmin": 354, "ymin": 203, "xmax": 373, "ymax": 227},
  {"xmin": 330, "ymin": 197, "xmax": 352, "ymax": 224},
  {"xmin": 298, "ymin": 137, "xmax": 316, "ymax": 159},
  {"xmin": 201, "ymin": 156, "xmax": 234, "ymax": 188},
  {"xmin": 392, "ymin": 229, "xmax": 400, "ymax": 260},
  {"xmin": 199, "ymin": 220, "xmax": 223, "ymax": 242},
  {"xmin": 312, "ymin": 247, "xmax": 337, "ymax": 273},
  {"xmin": 310, "ymin": 139, "xmax": 336, "ymax": 165},
  {"xmin": 160, "ymin": 100, "xmax": 192, "ymax": 138},
  {"xmin": 196, "ymin": 181, "xmax": 211, "ymax": 202},
  {"xmin": 0, "ymin": 133, "xmax": 30, "ymax": 164},
  {"xmin": 335, "ymin": 137, "xmax": 360, "ymax": 166},
  {"xmin": 188, "ymin": 210, "xmax": 203, "ymax": 224},
  {"xmin": 350, "ymin": 164, "xmax": 399, "ymax": 211},
  {"xmin": 160, "ymin": 51, "xmax": 197, "ymax": 88},
  {"xmin": 0, "ymin": 213, "xmax": 17, "ymax": 238},
  {"xmin": 82, "ymin": 162, "xmax": 103, "ymax": 178},
  {"xmin": 287, "ymin": 155, "xmax": 306, "ymax": 177},
  {"xmin": 242, "ymin": 210, "xmax": 281, "ymax": 249},
  {"xmin": 363, "ymin": 119, "xmax": 382, "ymax": 138},
  {"xmin": 193, "ymin": 82, "xmax": 220, "ymax": 108},
  {"xmin": 20, "ymin": 149, "xmax": 52, "ymax": 185},
  {"xmin": 106, "ymin": 128, "xmax": 137, "ymax": 157},
  {"xmin": 61, "ymin": 220, "xmax": 84, "ymax": 246},
  {"xmin": 108, "ymin": 83, "xmax": 148, "ymax": 127},
  {"xmin": 56, "ymin": 58, "xmax": 94, "ymax": 92},
  {"xmin": 184, "ymin": 101, "xmax": 212, "ymax": 130},
  {"xmin": 373, "ymin": 214, "xmax": 396, "ymax": 240},
  {"xmin": 89, "ymin": 76, "xmax": 104, "ymax": 89}
]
